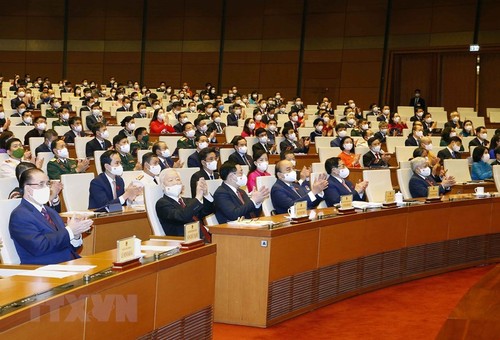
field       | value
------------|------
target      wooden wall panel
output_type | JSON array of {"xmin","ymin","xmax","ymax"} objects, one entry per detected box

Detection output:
[
  {"xmin": 479, "ymin": 53, "xmax": 500, "ymax": 115},
  {"xmin": 440, "ymin": 53, "xmax": 476, "ymax": 112}
]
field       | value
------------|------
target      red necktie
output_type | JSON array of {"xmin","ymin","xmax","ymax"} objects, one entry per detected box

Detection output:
[
  {"xmin": 236, "ymin": 190, "xmax": 245, "ymax": 204},
  {"xmin": 179, "ymin": 198, "xmax": 211, "ymax": 243},
  {"xmin": 341, "ymin": 180, "xmax": 352, "ymax": 192},
  {"xmin": 41, "ymin": 208, "xmax": 57, "ymax": 230}
]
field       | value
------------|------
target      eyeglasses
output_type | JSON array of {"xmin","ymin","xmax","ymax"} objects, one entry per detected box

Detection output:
[{"xmin": 26, "ymin": 181, "xmax": 51, "ymax": 189}]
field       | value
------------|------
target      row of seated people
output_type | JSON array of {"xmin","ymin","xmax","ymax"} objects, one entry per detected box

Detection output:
[{"xmin": 6, "ymin": 141, "xmax": 500, "ymax": 266}]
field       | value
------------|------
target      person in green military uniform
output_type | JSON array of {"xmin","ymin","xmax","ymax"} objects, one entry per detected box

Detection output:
[
  {"xmin": 47, "ymin": 140, "xmax": 90, "ymax": 180},
  {"xmin": 113, "ymin": 134, "xmax": 141, "ymax": 171},
  {"xmin": 52, "ymin": 107, "xmax": 70, "ymax": 128},
  {"xmin": 130, "ymin": 127, "xmax": 150, "ymax": 158},
  {"xmin": 45, "ymin": 98, "xmax": 62, "ymax": 118},
  {"xmin": 176, "ymin": 122, "xmax": 197, "ymax": 152}
]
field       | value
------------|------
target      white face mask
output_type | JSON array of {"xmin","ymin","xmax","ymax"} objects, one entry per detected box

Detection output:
[
  {"xmin": 200, "ymin": 125, "xmax": 208, "ymax": 132},
  {"xmin": 282, "ymin": 170, "xmax": 297, "ymax": 183},
  {"xmin": 62, "ymin": 113, "xmax": 70, "ymax": 120},
  {"xmin": 19, "ymin": 108, "xmax": 26, "ymax": 114},
  {"xmin": 316, "ymin": 125, "xmax": 324, "ymax": 132},
  {"xmin": 161, "ymin": 149, "xmax": 171, "ymax": 158},
  {"xmin": 349, "ymin": 103, "xmax": 356, "ymax": 108},
  {"xmin": 32, "ymin": 186, "xmax": 50, "ymax": 205},
  {"xmin": 185, "ymin": 129, "xmax": 196, "ymax": 138},
  {"xmin": 127, "ymin": 123, "xmax": 135, "ymax": 131},
  {"xmin": 235, "ymin": 174, "xmax": 248, "ymax": 187},
  {"xmin": 101, "ymin": 130, "xmax": 109, "ymax": 139},
  {"xmin": 298, "ymin": 112, "xmax": 304, "ymax": 118},
  {"xmin": 393, "ymin": 117, "xmax": 401, "ymax": 123},
  {"xmin": 452, "ymin": 144, "xmax": 461, "ymax": 152},
  {"xmin": 158, "ymin": 113, "xmax": 165, "ymax": 121},
  {"xmin": 291, "ymin": 116, "xmax": 298, "ymax": 122},
  {"xmin": 255, "ymin": 115, "xmax": 262, "ymax": 121},
  {"xmin": 420, "ymin": 167, "xmax": 431, "ymax": 177},
  {"xmin": 238, "ymin": 146, "xmax": 248, "ymax": 154},
  {"xmin": 381, "ymin": 128, "xmax": 388, "ymax": 134},
  {"xmin": 53, "ymin": 102, "xmax": 61, "ymax": 109},
  {"xmin": 482, "ymin": 154, "xmax": 490, "ymax": 162},
  {"xmin": 92, "ymin": 109, "xmax": 101, "ymax": 116},
  {"xmin": 260, "ymin": 103, "xmax": 267, "ymax": 109},
  {"xmin": 288, "ymin": 133, "xmax": 297, "ymax": 141},
  {"xmin": 109, "ymin": 165, "xmax": 123, "ymax": 176},
  {"xmin": 164, "ymin": 184, "xmax": 183, "ymax": 197},
  {"xmin": 139, "ymin": 108, "xmax": 148, "ymax": 115},
  {"xmin": 372, "ymin": 145, "xmax": 381, "ymax": 153},
  {"xmin": 346, "ymin": 118, "xmax": 355, "ymax": 125},
  {"xmin": 452, "ymin": 116, "xmax": 459, "ymax": 123},
  {"xmin": 323, "ymin": 117, "xmax": 330, "ymax": 123},
  {"xmin": 148, "ymin": 164, "xmax": 161, "ymax": 176},
  {"xmin": 338, "ymin": 130, "xmax": 347, "ymax": 138},
  {"xmin": 415, "ymin": 130, "xmax": 423, "ymax": 138},
  {"xmin": 214, "ymin": 117, "xmax": 222, "ymax": 123},
  {"xmin": 0, "ymin": 112, "xmax": 4, "ymax": 119},
  {"xmin": 58, "ymin": 147, "xmax": 69, "ymax": 159},
  {"xmin": 416, "ymin": 111, "xmax": 423, "ymax": 117},
  {"xmin": 206, "ymin": 160, "xmax": 218, "ymax": 171},
  {"xmin": 449, "ymin": 132, "xmax": 457, "ymax": 138},
  {"xmin": 259, "ymin": 136, "xmax": 268, "ymax": 144},
  {"xmin": 181, "ymin": 117, "xmax": 189, "ymax": 124},
  {"xmin": 383, "ymin": 109, "xmax": 390, "ymax": 115},
  {"xmin": 235, "ymin": 109, "xmax": 242, "ymax": 115},
  {"xmin": 338, "ymin": 168, "xmax": 350, "ymax": 179},
  {"xmin": 480, "ymin": 133, "xmax": 488, "ymax": 140},
  {"xmin": 343, "ymin": 143, "xmax": 353, "ymax": 151},
  {"xmin": 248, "ymin": 123, "xmax": 255, "ymax": 130},
  {"xmin": 424, "ymin": 143, "xmax": 433, "ymax": 151},
  {"xmin": 361, "ymin": 124, "xmax": 369, "ymax": 130},
  {"xmin": 257, "ymin": 161, "xmax": 269, "ymax": 172},
  {"xmin": 36, "ymin": 123, "xmax": 46, "ymax": 131},
  {"xmin": 464, "ymin": 125, "xmax": 472, "ymax": 132},
  {"xmin": 120, "ymin": 143, "xmax": 130, "ymax": 154},
  {"xmin": 268, "ymin": 125, "xmax": 277, "ymax": 132}
]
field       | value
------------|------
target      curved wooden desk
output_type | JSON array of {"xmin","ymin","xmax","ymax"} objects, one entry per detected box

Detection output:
[
  {"xmin": 437, "ymin": 264, "xmax": 500, "ymax": 339},
  {"xmin": 0, "ymin": 242, "xmax": 216, "ymax": 339},
  {"xmin": 210, "ymin": 197, "xmax": 500, "ymax": 327}
]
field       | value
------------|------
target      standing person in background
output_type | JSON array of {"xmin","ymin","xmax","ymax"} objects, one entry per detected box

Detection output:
[{"xmin": 409, "ymin": 89, "xmax": 426, "ymax": 112}]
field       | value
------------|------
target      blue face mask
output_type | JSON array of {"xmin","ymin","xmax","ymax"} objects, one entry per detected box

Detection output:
[{"xmin": 218, "ymin": 105, "xmax": 224, "ymax": 111}]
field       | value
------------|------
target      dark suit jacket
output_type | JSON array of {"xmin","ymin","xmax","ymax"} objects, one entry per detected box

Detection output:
[
  {"xmin": 24, "ymin": 128, "xmax": 44, "ymax": 146},
  {"xmin": 35, "ymin": 142, "xmax": 51, "ymax": 156},
  {"xmin": 116, "ymin": 106, "xmax": 131, "ymax": 112},
  {"xmin": 469, "ymin": 137, "xmax": 487, "ymax": 148},
  {"xmin": 207, "ymin": 121, "xmax": 226, "ymax": 134},
  {"xmin": 227, "ymin": 113, "xmax": 239, "ymax": 127},
  {"xmin": 156, "ymin": 195, "xmax": 214, "ymax": 236},
  {"xmin": 363, "ymin": 151, "xmax": 388, "ymax": 168},
  {"xmin": 405, "ymin": 135, "xmax": 419, "ymax": 147},
  {"xmin": 80, "ymin": 106, "xmax": 91, "ymax": 114},
  {"xmin": 85, "ymin": 114, "xmax": 106, "ymax": 132},
  {"xmin": 228, "ymin": 152, "xmax": 253, "ymax": 166},
  {"xmin": 252, "ymin": 142, "xmax": 273, "ymax": 155},
  {"xmin": 323, "ymin": 176, "xmax": 363, "ymax": 206},
  {"xmin": 436, "ymin": 148, "xmax": 460, "ymax": 163},
  {"xmin": 409, "ymin": 173, "xmax": 446, "ymax": 198},
  {"xmin": 187, "ymin": 151, "xmax": 201, "ymax": 168},
  {"xmin": 132, "ymin": 112, "xmax": 147, "ymax": 119},
  {"xmin": 9, "ymin": 199, "xmax": 80, "ymax": 264},
  {"xmin": 88, "ymin": 173, "xmax": 125, "ymax": 209},
  {"xmin": 158, "ymin": 157, "xmax": 175, "ymax": 170},
  {"xmin": 409, "ymin": 97, "xmax": 426, "ymax": 111},
  {"xmin": 270, "ymin": 179, "xmax": 321, "ymax": 215},
  {"xmin": 63, "ymin": 130, "xmax": 85, "ymax": 144},
  {"xmin": 280, "ymin": 139, "xmax": 308, "ymax": 156},
  {"xmin": 190, "ymin": 169, "xmax": 220, "ymax": 197},
  {"xmin": 11, "ymin": 97, "xmax": 23, "ymax": 109},
  {"xmin": 214, "ymin": 183, "xmax": 262, "ymax": 223},
  {"xmin": 283, "ymin": 121, "xmax": 299, "ymax": 133},
  {"xmin": 85, "ymin": 138, "xmax": 111, "ymax": 158},
  {"xmin": 173, "ymin": 123, "xmax": 184, "ymax": 133},
  {"xmin": 373, "ymin": 131, "xmax": 386, "ymax": 143},
  {"xmin": 330, "ymin": 137, "xmax": 342, "ymax": 147}
]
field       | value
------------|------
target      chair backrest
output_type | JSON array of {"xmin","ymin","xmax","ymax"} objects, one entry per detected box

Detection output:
[
  {"xmin": 318, "ymin": 147, "xmax": 341, "ymax": 163},
  {"xmin": 224, "ymin": 126, "xmax": 241, "ymax": 144},
  {"xmin": 106, "ymin": 126, "xmax": 123, "ymax": 142},
  {"xmin": 397, "ymin": 168, "xmax": 414, "ymax": 199},
  {"xmin": 399, "ymin": 160, "xmax": 412, "ymax": 169},
  {"xmin": 244, "ymin": 137, "xmax": 258, "ymax": 156},
  {"xmin": 385, "ymin": 137, "xmax": 406, "ymax": 153},
  {"xmin": 395, "ymin": 146, "xmax": 417, "ymax": 164},
  {"xmin": 29, "ymin": 136, "xmax": 45, "ymax": 154},
  {"xmin": 0, "ymin": 177, "xmax": 19, "ymax": 199},
  {"xmin": 120, "ymin": 170, "xmax": 143, "ymax": 187},
  {"xmin": 0, "ymin": 198, "xmax": 22, "ymax": 264},
  {"xmin": 312, "ymin": 162, "xmax": 324, "ymax": 173},
  {"xmin": 38, "ymin": 152, "xmax": 54, "ymax": 174},
  {"xmin": 443, "ymin": 159, "xmax": 471, "ymax": 184},
  {"xmin": 178, "ymin": 148, "xmax": 197, "ymax": 168},
  {"xmin": 175, "ymin": 167, "xmax": 199, "ymax": 198},
  {"xmin": 53, "ymin": 125, "xmax": 71, "ymax": 136},
  {"xmin": 93, "ymin": 150, "xmax": 107, "ymax": 174},
  {"xmin": 158, "ymin": 136, "xmax": 180, "ymax": 155},
  {"xmin": 143, "ymin": 182, "xmax": 165, "ymax": 236},
  {"xmin": 74, "ymin": 136, "xmax": 93, "ymax": 159},
  {"xmin": 314, "ymin": 137, "xmax": 335, "ymax": 151},
  {"xmin": 206, "ymin": 179, "xmax": 223, "ymax": 195},
  {"xmin": 362, "ymin": 169, "xmax": 393, "ymax": 203},
  {"xmin": 219, "ymin": 148, "xmax": 235, "ymax": 164},
  {"xmin": 61, "ymin": 173, "xmax": 95, "ymax": 211},
  {"xmin": 493, "ymin": 165, "xmax": 500, "ymax": 192},
  {"xmin": 9, "ymin": 126, "xmax": 33, "ymax": 144},
  {"xmin": 256, "ymin": 175, "xmax": 277, "ymax": 216}
]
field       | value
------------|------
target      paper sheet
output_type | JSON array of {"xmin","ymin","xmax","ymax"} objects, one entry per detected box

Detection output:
[
  {"xmin": 140, "ymin": 245, "xmax": 179, "ymax": 252},
  {"xmin": 0, "ymin": 269, "xmax": 30, "ymax": 277},
  {"xmin": 36, "ymin": 265, "xmax": 96, "ymax": 272},
  {"xmin": 14, "ymin": 270, "xmax": 79, "ymax": 279}
]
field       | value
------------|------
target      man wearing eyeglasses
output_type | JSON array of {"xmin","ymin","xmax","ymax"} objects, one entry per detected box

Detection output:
[{"xmin": 9, "ymin": 168, "xmax": 93, "ymax": 264}]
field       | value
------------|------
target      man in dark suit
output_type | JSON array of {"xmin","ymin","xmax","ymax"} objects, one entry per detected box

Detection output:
[
  {"xmin": 10, "ymin": 87, "xmax": 26, "ymax": 109},
  {"xmin": 34, "ymin": 129, "xmax": 58, "ymax": 156},
  {"xmin": 373, "ymin": 122, "xmax": 389, "ymax": 143},
  {"xmin": 280, "ymin": 127, "xmax": 310, "ymax": 157},
  {"xmin": 405, "ymin": 125, "xmax": 423, "ymax": 147},
  {"xmin": 283, "ymin": 111, "xmax": 300, "ymax": 133},
  {"xmin": 363, "ymin": 137, "xmax": 391, "ymax": 168},
  {"xmin": 24, "ymin": 116, "xmax": 47, "ymax": 145},
  {"xmin": 437, "ymin": 136, "xmax": 463, "ymax": 163},
  {"xmin": 116, "ymin": 96, "xmax": 132, "ymax": 112},
  {"xmin": 330, "ymin": 123, "xmax": 348, "ymax": 147},
  {"xmin": 270, "ymin": 160, "xmax": 328, "ymax": 214},
  {"xmin": 409, "ymin": 89, "xmax": 426, "ymax": 112},
  {"xmin": 190, "ymin": 147, "xmax": 220, "ymax": 197},
  {"xmin": 323, "ymin": 157, "xmax": 368, "ymax": 206},
  {"xmin": 207, "ymin": 111, "xmax": 226, "ymax": 134},
  {"xmin": 228, "ymin": 136, "xmax": 254, "ymax": 166},
  {"xmin": 226, "ymin": 104, "xmax": 242, "ymax": 126},
  {"xmin": 187, "ymin": 135, "xmax": 209, "ymax": 168},
  {"xmin": 408, "ymin": 157, "xmax": 455, "ymax": 198},
  {"xmin": 86, "ymin": 103, "xmax": 107, "ymax": 132},
  {"xmin": 132, "ymin": 102, "xmax": 148, "ymax": 119},
  {"xmin": 253, "ymin": 128, "xmax": 276, "ymax": 154},
  {"xmin": 63, "ymin": 117, "xmax": 86, "ymax": 144},
  {"xmin": 468, "ymin": 126, "xmax": 489, "ymax": 148},
  {"xmin": 85, "ymin": 123, "xmax": 112, "ymax": 158},
  {"xmin": 9, "ymin": 168, "xmax": 93, "ymax": 264},
  {"xmin": 213, "ymin": 161, "xmax": 269, "ymax": 223},
  {"xmin": 152, "ymin": 141, "xmax": 182, "ymax": 170},
  {"xmin": 88, "ymin": 150, "xmax": 142, "ymax": 209},
  {"xmin": 156, "ymin": 168, "xmax": 214, "ymax": 237}
]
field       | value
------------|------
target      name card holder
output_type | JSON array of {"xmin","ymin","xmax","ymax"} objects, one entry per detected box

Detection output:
[
  {"xmin": 337, "ymin": 194, "xmax": 356, "ymax": 215},
  {"xmin": 180, "ymin": 221, "xmax": 205, "ymax": 250},
  {"xmin": 112, "ymin": 236, "xmax": 142, "ymax": 271},
  {"xmin": 382, "ymin": 190, "xmax": 397, "ymax": 208},
  {"xmin": 425, "ymin": 186, "xmax": 442, "ymax": 204},
  {"xmin": 290, "ymin": 201, "xmax": 310, "ymax": 224}
]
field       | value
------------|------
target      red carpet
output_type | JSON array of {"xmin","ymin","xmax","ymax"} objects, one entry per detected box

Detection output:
[{"xmin": 214, "ymin": 265, "xmax": 493, "ymax": 340}]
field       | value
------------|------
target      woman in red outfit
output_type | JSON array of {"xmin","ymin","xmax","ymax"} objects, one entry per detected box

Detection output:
[{"xmin": 149, "ymin": 108, "xmax": 175, "ymax": 134}]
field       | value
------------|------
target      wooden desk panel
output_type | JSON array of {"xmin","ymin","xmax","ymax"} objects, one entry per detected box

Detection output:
[
  {"xmin": 362, "ymin": 210, "xmax": 407, "ymax": 255},
  {"xmin": 447, "ymin": 200, "xmax": 492, "ymax": 239},
  {"xmin": 318, "ymin": 219, "xmax": 366, "ymax": 266},
  {"xmin": 406, "ymin": 203, "xmax": 450, "ymax": 246},
  {"xmin": 449, "ymin": 182, "xmax": 496, "ymax": 195}
]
